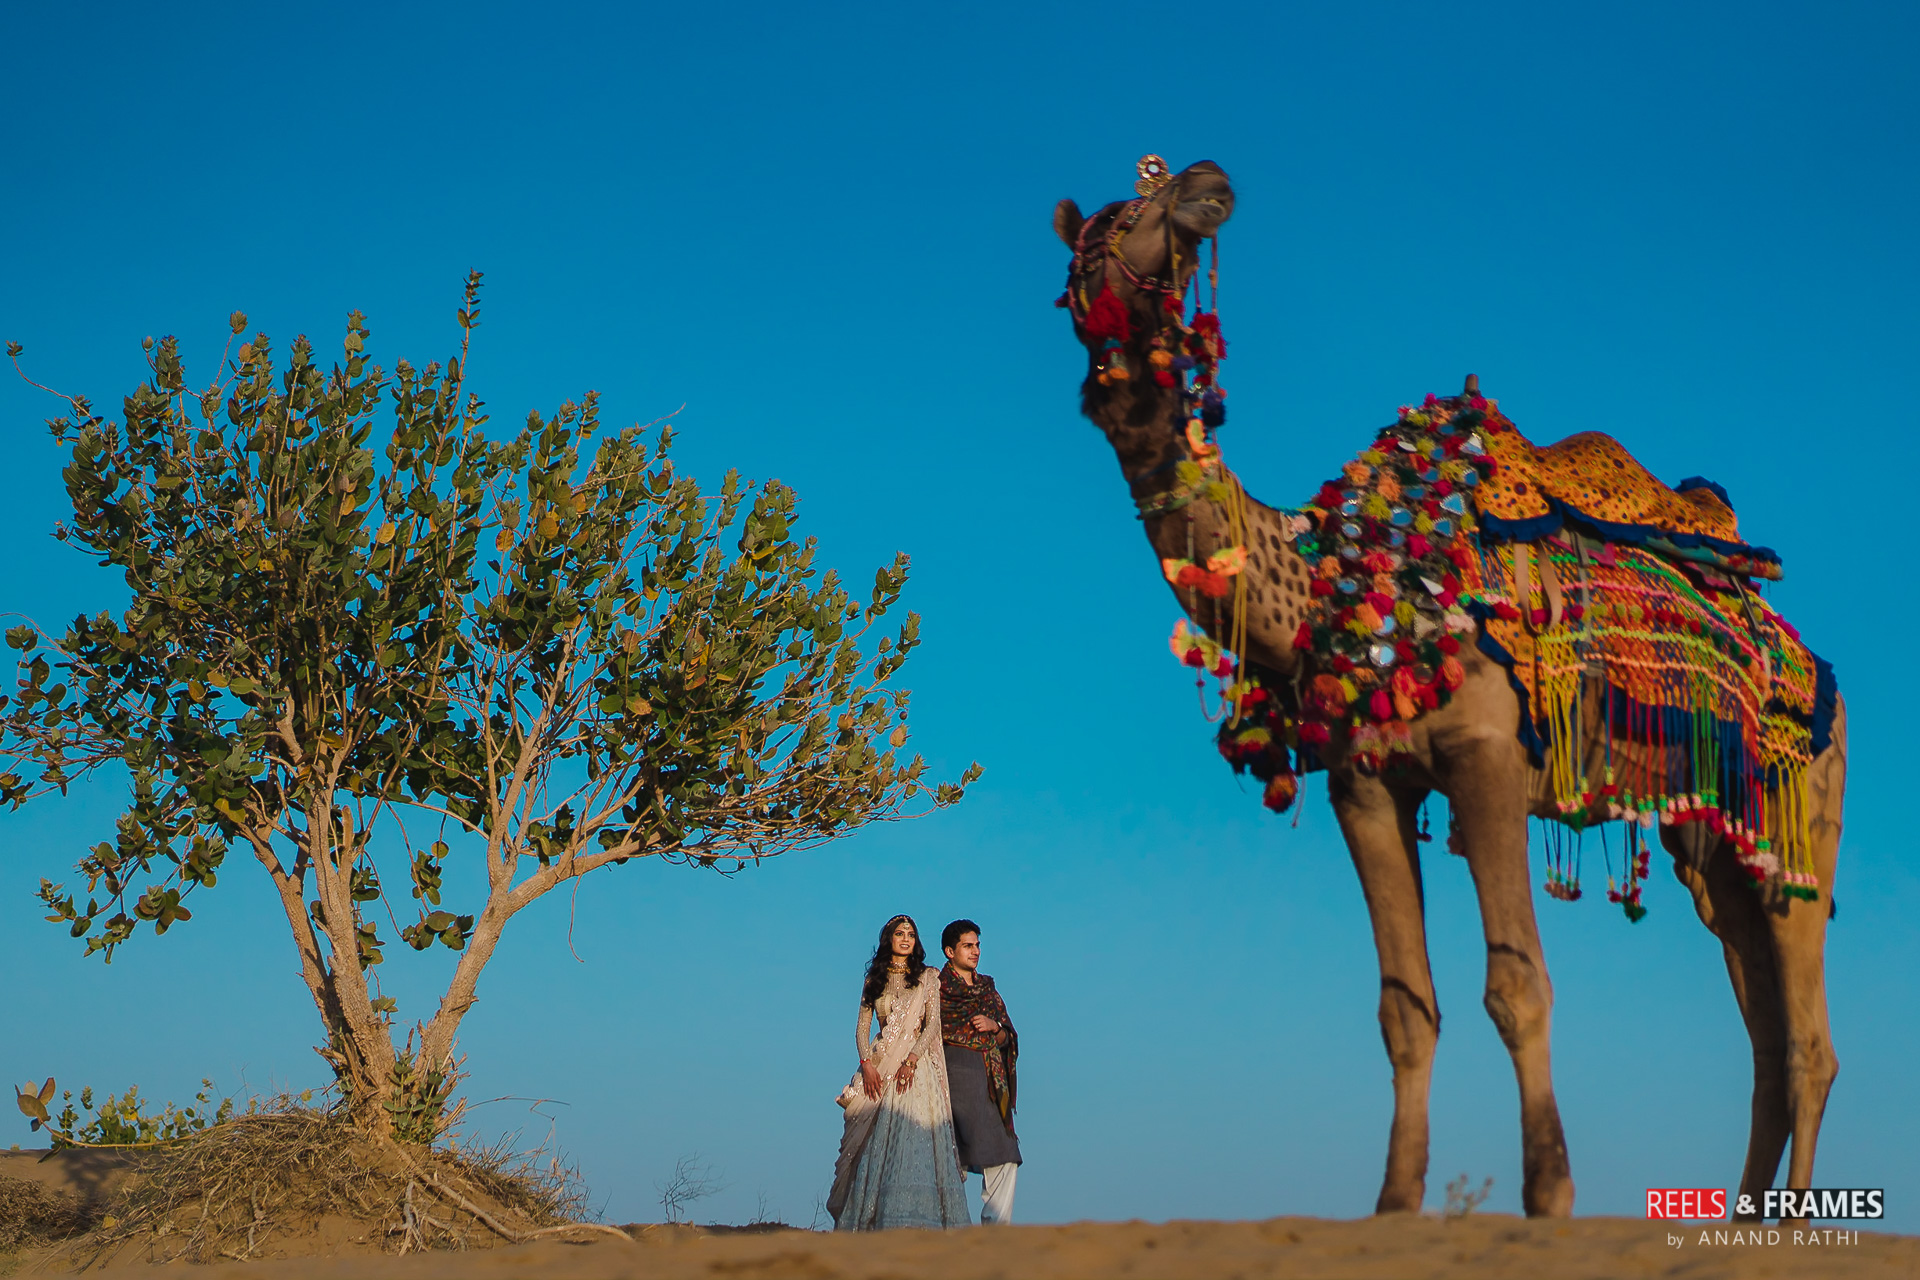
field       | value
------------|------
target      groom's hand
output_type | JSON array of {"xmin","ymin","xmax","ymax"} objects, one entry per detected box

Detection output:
[{"xmin": 969, "ymin": 1015, "xmax": 1000, "ymax": 1035}]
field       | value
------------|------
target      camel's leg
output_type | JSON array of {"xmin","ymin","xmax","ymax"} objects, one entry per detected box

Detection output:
[
  {"xmin": 1771, "ymin": 698, "xmax": 1846, "ymax": 1197},
  {"xmin": 1443, "ymin": 733, "xmax": 1575, "ymax": 1217},
  {"xmin": 1662, "ymin": 822, "xmax": 1789, "ymax": 1218},
  {"xmin": 1328, "ymin": 769, "xmax": 1439, "ymax": 1214}
]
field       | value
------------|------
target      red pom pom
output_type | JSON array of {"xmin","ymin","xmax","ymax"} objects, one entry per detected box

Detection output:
[
  {"xmin": 1530, "ymin": 607, "xmax": 1549, "ymax": 625},
  {"xmin": 1365, "ymin": 591, "xmax": 1395, "ymax": 616},
  {"xmin": 1394, "ymin": 640, "xmax": 1416, "ymax": 662},
  {"xmin": 1297, "ymin": 721, "xmax": 1330, "ymax": 746},
  {"xmin": 1369, "ymin": 690, "xmax": 1394, "ymax": 722},
  {"xmin": 1183, "ymin": 647, "xmax": 1206, "ymax": 668},
  {"xmin": 1406, "ymin": 534, "xmax": 1431, "ymax": 558},
  {"xmin": 1438, "ymin": 635, "xmax": 1461, "ymax": 654},
  {"xmin": 1153, "ymin": 370, "xmax": 1176, "ymax": 388},
  {"xmin": 1332, "ymin": 654, "xmax": 1355, "ymax": 674},
  {"xmin": 1082, "ymin": 285, "xmax": 1132, "ymax": 342},
  {"xmin": 1189, "ymin": 312, "xmax": 1226, "ymax": 358},
  {"xmin": 1293, "ymin": 622, "xmax": 1314, "ymax": 650},
  {"xmin": 1434, "ymin": 480, "xmax": 1454, "ymax": 497},
  {"xmin": 1310, "ymin": 579, "xmax": 1334, "ymax": 598},
  {"xmin": 1494, "ymin": 601, "xmax": 1521, "ymax": 621}
]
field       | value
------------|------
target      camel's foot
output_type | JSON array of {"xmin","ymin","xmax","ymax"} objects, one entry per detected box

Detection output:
[{"xmin": 1522, "ymin": 1166, "xmax": 1575, "ymax": 1217}]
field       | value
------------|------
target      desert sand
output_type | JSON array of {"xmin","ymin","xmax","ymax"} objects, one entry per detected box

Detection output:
[
  {"xmin": 8, "ymin": 1149, "xmax": 1914, "ymax": 1279},
  {"xmin": 63, "ymin": 1216, "xmax": 1920, "ymax": 1280}
]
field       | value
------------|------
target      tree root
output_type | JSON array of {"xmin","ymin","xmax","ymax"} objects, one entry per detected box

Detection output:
[{"xmin": 384, "ymin": 1141, "xmax": 630, "ymax": 1245}]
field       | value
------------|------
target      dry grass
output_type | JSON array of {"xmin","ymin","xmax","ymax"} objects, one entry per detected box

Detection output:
[
  {"xmin": 43, "ymin": 1097, "xmax": 599, "ymax": 1268},
  {"xmin": 0, "ymin": 1174, "xmax": 96, "ymax": 1254}
]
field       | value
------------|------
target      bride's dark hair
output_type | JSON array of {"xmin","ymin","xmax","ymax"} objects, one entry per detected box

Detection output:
[{"xmin": 861, "ymin": 914, "xmax": 927, "ymax": 1007}]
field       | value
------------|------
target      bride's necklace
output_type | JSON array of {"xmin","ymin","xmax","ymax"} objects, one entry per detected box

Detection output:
[{"xmin": 887, "ymin": 957, "xmax": 909, "ymax": 972}]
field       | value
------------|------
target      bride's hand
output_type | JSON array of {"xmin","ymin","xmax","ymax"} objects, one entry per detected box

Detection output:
[
  {"xmin": 861, "ymin": 1061, "xmax": 884, "ymax": 1099},
  {"xmin": 894, "ymin": 1054, "xmax": 917, "ymax": 1093}
]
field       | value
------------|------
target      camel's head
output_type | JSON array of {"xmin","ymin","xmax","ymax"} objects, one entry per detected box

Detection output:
[{"xmin": 1054, "ymin": 156, "xmax": 1235, "ymax": 375}]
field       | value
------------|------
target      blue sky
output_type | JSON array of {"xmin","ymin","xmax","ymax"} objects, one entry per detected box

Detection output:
[{"xmin": 3, "ymin": 0, "xmax": 1916, "ymax": 1230}]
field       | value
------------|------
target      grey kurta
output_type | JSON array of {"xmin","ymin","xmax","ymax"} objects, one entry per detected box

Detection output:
[{"xmin": 942, "ymin": 1043, "xmax": 1022, "ymax": 1171}]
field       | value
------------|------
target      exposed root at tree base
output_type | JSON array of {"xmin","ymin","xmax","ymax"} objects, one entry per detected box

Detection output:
[{"xmin": 19, "ymin": 1100, "xmax": 606, "ymax": 1270}]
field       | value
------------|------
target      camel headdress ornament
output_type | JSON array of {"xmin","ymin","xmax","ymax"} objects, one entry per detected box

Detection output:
[{"xmin": 1054, "ymin": 155, "xmax": 1847, "ymax": 1222}]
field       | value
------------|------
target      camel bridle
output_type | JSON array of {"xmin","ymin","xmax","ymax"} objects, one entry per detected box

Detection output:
[{"xmin": 1059, "ymin": 157, "xmax": 1209, "ymax": 335}]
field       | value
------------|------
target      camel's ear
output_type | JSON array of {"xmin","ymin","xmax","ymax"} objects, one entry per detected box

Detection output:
[{"xmin": 1053, "ymin": 199, "xmax": 1085, "ymax": 246}]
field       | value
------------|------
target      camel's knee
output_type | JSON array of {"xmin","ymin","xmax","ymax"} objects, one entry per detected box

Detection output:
[
  {"xmin": 1378, "ymin": 981, "xmax": 1439, "ymax": 1073},
  {"xmin": 1785, "ymin": 1034, "xmax": 1838, "ymax": 1100},
  {"xmin": 1483, "ymin": 951, "xmax": 1552, "ymax": 1052}
]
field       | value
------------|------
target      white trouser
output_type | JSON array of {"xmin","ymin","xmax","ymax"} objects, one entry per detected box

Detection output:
[{"xmin": 978, "ymin": 1162, "xmax": 1018, "ymax": 1224}]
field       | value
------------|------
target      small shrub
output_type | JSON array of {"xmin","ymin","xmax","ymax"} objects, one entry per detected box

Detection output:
[
  {"xmin": 16, "ymin": 1079, "xmax": 235, "ymax": 1150},
  {"xmin": 1443, "ymin": 1173, "xmax": 1494, "ymax": 1219}
]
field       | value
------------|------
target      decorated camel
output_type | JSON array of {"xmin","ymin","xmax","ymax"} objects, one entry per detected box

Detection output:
[{"xmin": 1054, "ymin": 157, "xmax": 1845, "ymax": 1219}]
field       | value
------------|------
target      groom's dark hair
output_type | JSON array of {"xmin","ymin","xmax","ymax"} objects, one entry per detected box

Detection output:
[{"xmin": 941, "ymin": 919, "xmax": 981, "ymax": 953}]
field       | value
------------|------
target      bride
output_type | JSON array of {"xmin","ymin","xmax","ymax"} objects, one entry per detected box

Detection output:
[{"xmin": 827, "ymin": 914, "xmax": 969, "ymax": 1230}]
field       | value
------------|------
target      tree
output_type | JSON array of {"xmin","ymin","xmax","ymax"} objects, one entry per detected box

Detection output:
[{"xmin": 3, "ymin": 273, "xmax": 978, "ymax": 1138}]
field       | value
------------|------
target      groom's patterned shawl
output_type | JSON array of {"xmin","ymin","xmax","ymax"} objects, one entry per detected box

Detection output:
[{"xmin": 940, "ymin": 965, "xmax": 1018, "ymax": 1135}]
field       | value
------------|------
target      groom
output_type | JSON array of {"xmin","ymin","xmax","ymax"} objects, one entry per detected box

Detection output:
[{"xmin": 939, "ymin": 919, "xmax": 1021, "ymax": 1224}]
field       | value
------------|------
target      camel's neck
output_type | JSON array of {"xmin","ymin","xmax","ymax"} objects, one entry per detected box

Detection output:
[
  {"xmin": 1082, "ymin": 377, "xmax": 1192, "ymax": 490},
  {"xmin": 1082, "ymin": 376, "xmax": 1315, "ymax": 681}
]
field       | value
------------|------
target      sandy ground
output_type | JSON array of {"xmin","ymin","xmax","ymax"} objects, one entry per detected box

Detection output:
[
  {"xmin": 25, "ymin": 1216, "xmax": 1905, "ymax": 1280},
  {"xmin": 7, "ymin": 1151, "xmax": 1913, "ymax": 1279}
]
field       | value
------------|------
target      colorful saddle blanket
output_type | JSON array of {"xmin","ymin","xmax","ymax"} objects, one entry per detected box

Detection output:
[
  {"xmin": 1474, "ymin": 428, "xmax": 1781, "ymax": 580},
  {"xmin": 1194, "ymin": 390, "xmax": 1834, "ymax": 906}
]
